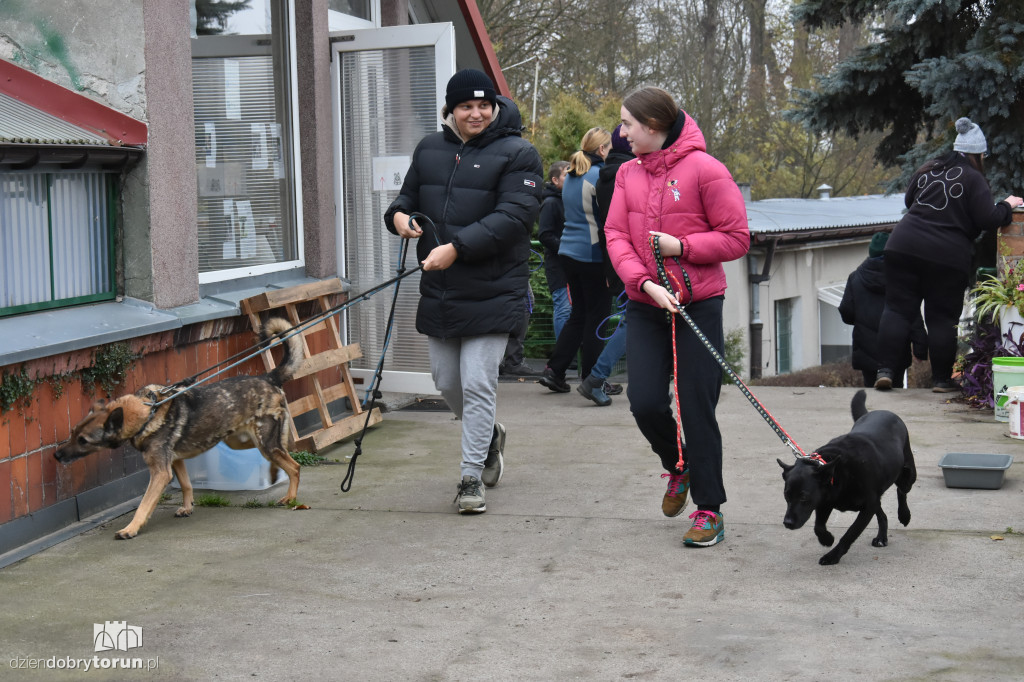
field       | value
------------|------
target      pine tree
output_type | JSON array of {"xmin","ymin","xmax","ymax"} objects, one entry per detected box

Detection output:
[{"xmin": 790, "ymin": 0, "xmax": 1024, "ymax": 195}]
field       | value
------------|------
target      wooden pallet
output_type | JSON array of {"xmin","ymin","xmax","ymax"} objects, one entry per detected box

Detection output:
[{"xmin": 240, "ymin": 279, "xmax": 382, "ymax": 452}]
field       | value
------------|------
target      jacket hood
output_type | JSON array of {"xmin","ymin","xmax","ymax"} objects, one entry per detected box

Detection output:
[
  {"xmin": 857, "ymin": 256, "xmax": 885, "ymax": 293},
  {"xmin": 543, "ymin": 182, "xmax": 561, "ymax": 200},
  {"xmin": 636, "ymin": 110, "xmax": 706, "ymax": 170},
  {"xmin": 599, "ymin": 149, "xmax": 635, "ymax": 183},
  {"xmin": 442, "ymin": 95, "xmax": 524, "ymax": 145}
]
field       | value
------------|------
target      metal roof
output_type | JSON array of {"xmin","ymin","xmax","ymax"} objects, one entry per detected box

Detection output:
[
  {"xmin": 0, "ymin": 91, "xmax": 109, "ymax": 145},
  {"xmin": 746, "ymin": 194, "xmax": 906, "ymax": 234}
]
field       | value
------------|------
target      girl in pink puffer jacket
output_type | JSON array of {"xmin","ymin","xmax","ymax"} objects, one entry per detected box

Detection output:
[{"xmin": 604, "ymin": 87, "xmax": 749, "ymax": 548}]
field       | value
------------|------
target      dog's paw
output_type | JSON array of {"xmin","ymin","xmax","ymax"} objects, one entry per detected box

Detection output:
[
  {"xmin": 818, "ymin": 551, "xmax": 841, "ymax": 566},
  {"xmin": 114, "ymin": 528, "xmax": 137, "ymax": 540},
  {"xmin": 174, "ymin": 507, "xmax": 193, "ymax": 518},
  {"xmin": 815, "ymin": 530, "xmax": 835, "ymax": 547},
  {"xmin": 871, "ymin": 537, "xmax": 888, "ymax": 548},
  {"xmin": 898, "ymin": 510, "xmax": 911, "ymax": 526}
]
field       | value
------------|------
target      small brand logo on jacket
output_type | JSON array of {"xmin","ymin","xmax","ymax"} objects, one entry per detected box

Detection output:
[{"xmin": 524, "ymin": 179, "xmax": 536, "ymax": 187}]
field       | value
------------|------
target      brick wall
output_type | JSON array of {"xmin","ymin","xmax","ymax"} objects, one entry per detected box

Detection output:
[{"xmin": 997, "ymin": 209, "xmax": 1024, "ymax": 275}]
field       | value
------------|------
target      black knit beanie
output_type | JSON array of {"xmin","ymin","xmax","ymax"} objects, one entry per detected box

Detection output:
[{"xmin": 445, "ymin": 69, "xmax": 497, "ymax": 111}]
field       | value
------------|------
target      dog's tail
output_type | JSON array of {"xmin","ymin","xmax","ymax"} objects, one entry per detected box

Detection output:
[
  {"xmin": 260, "ymin": 317, "xmax": 304, "ymax": 387},
  {"xmin": 851, "ymin": 388, "xmax": 868, "ymax": 422}
]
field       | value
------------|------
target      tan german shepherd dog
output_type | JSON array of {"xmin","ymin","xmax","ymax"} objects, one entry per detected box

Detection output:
[{"xmin": 55, "ymin": 318, "xmax": 303, "ymax": 539}]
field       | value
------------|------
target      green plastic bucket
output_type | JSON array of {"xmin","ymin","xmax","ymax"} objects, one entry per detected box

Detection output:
[{"xmin": 992, "ymin": 357, "xmax": 1024, "ymax": 421}]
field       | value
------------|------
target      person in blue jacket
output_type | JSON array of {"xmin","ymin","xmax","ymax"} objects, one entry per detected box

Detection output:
[{"xmin": 539, "ymin": 127, "xmax": 612, "ymax": 393}]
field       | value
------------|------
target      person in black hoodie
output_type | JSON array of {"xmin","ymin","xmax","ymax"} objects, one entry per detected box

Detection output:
[
  {"xmin": 840, "ymin": 232, "xmax": 927, "ymax": 388},
  {"xmin": 576, "ymin": 124, "xmax": 635, "ymax": 405},
  {"xmin": 536, "ymin": 160, "xmax": 571, "ymax": 340},
  {"xmin": 385, "ymin": 69, "xmax": 543, "ymax": 513},
  {"xmin": 875, "ymin": 117, "xmax": 1023, "ymax": 393}
]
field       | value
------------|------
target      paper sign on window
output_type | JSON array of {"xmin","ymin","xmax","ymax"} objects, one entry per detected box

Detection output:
[{"xmin": 371, "ymin": 156, "xmax": 410, "ymax": 192}]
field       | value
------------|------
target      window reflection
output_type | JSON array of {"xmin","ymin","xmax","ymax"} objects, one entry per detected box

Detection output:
[{"xmin": 328, "ymin": 0, "xmax": 371, "ymax": 21}]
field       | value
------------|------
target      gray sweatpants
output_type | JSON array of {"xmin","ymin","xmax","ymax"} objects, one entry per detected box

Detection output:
[{"xmin": 428, "ymin": 334, "xmax": 507, "ymax": 480}]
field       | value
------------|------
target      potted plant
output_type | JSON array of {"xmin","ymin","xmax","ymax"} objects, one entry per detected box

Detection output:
[{"xmin": 970, "ymin": 257, "xmax": 1024, "ymax": 340}]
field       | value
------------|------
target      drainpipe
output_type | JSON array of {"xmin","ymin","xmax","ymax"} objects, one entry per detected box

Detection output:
[{"xmin": 747, "ymin": 239, "xmax": 777, "ymax": 380}]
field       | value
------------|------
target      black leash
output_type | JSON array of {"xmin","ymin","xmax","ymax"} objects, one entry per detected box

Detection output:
[
  {"xmin": 341, "ymin": 212, "xmax": 439, "ymax": 492},
  {"xmin": 146, "ymin": 258, "xmax": 425, "ymax": 409},
  {"xmin": 649, "ymin": 234, "xmax": 821, "ymax": 464}
]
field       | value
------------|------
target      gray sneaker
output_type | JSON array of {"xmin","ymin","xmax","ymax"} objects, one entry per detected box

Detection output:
[
  {"xmin": 454, "ymin": 476, "xmax": 486, "ymax": 514},
  {"xmin": 482, "ymin": 423, "xmax": 505, "ymax": 487}
]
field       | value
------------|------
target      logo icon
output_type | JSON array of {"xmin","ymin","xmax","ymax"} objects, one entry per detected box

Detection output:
[
  {"xmin": 524, "ymin": 179, "xmax": 536, "ymax": 187},
  {"xmin": 94, "ymin": 621, "xmax": 143, "ymax": 652}
]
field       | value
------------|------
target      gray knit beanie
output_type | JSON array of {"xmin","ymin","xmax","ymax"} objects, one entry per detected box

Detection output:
[{"xmin": 953, "ymin": 117, "xmax": 987, "ymax": 155}]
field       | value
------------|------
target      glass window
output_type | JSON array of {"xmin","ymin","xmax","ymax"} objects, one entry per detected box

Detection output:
[
  {"xmin": 328, "ymin": 0, "xmax": 371, "ymax": 20},
  {"xmin": 327, "ymin": 0, "xmax": 377, "ymax": 29},
  {"xmin": 191, "ymin": 0, "xmax": 299, "ymax": 280},
  {"xmin": 1, "ymin": 171, "xmax": 115, "ymax": 317}
]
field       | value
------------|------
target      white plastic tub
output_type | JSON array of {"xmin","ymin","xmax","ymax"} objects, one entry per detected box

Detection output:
[{"xmin": 170, "ymin": 443, "xmax": 285, "ymax": 491}]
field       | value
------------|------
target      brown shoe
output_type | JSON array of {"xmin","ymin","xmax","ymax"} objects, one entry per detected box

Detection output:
[
  {"xmin": 661, "ymin": 470, "xmax": 690, "ymax": 517},
  {"xmin": 683, "ymin": 510, "xmax": 725, "ymax": 547}
]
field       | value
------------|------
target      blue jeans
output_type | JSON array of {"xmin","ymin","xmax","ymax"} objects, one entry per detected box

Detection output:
[
  {"xmin": 590, "ymin": 312, "xmax": 626, "ymax": 380},
  {"xmin": 550, "ymin": 285, "xmax": 571, "ymax": 341}
]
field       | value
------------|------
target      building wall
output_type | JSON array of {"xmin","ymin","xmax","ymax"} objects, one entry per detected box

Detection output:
[
  {"xmin": 0, "ymin": 0, "xmax": 204, "ymax": 309},
  {"xmin": 142, "ymin": 0, "xmax": 200, "ymax": 308},
  {"xmin": 0, "ymin": 0, "xmax": 147, "ymax": 120},
  {"xmin": 295, "ymin": 0, "xmax": 337, "ymax": 279},
  {"xmin": 724, "ymin": 238, "xmax": 869, "ymax": 377}
]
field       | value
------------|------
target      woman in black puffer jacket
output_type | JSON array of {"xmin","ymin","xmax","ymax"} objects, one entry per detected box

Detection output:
[{"xmin": 384, "ymin": 69, "xmax": 543, "ymax": 514}]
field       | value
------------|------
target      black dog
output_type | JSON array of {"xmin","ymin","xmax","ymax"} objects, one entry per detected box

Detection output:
[{"xmin": 777, "ymin": 389, "xmax": 916, "ymax": 565}]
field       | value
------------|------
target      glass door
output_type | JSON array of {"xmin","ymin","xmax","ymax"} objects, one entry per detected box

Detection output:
[{"xmin": 330, "ymin": 23, "xmax": 455, "ymax": 395}]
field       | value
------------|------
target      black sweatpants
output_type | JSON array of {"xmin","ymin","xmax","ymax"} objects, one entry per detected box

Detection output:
[
  {"xmin": 547, "ymin": 256, "xmax": 609, "ymax": 380},
  {"xmin": 878, "ymin": 252, "xmax": 968, "ymax": 383},
  {"xmin": 625, "ymin": 296, "xmax": 726, "ymax": 508}
]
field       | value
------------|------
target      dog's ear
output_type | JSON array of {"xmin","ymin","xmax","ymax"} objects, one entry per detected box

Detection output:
[
  {"xmin": 777, "ymin": 458, "xmax": 794, "ymax": 476},
  {"xmin": 104, "ymin": 407, "xmax": 125, "ymax": 434},
  {"xmin": 817, "ymin": 457, "xmax": 839, "ymax": 477}
]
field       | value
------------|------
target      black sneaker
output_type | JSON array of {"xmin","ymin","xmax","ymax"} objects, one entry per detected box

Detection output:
[
  {"xmin": 482, "ymin": 423, "xmax": 505, "ymax": 487},
  {"xmin": 538, "ymin": 367, "xmax": 570, "ymax": 393},
  {"xmin": 500, "ymin": 362, "xmax": 542, "ymax": 377},
  {"xmin": 454, "ymin": 476, "xmax": 486, "ymax": 514},
  {"xmin": 602, "ymin": 381, "xmax": 623, "ymax": 395},
  {"xmin": 874, "ymin": 368, "xmax": 894, "ymax": 391},
  {"xmin": 932, "ymin": 379, "xmax": 960, "ymax": 394}
]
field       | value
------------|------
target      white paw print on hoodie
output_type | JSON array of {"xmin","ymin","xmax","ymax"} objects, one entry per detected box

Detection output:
[{"xmin": 916, "ymin": 166, "xmax": 964, "ymax": 211}]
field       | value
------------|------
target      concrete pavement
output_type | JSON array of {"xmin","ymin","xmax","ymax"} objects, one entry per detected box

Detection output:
[{"xmin": 1, "ymin": 381, "xmax": 1022, "ymax": 681}]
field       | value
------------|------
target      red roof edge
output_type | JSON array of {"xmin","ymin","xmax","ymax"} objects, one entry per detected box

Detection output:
[
  {"xmin": 0, "ymin": 58, "xmax": 147, "ymax": 147},
  {"xmin": 457, "ymin": 0, "xmax": 510, "ymax": 99}
]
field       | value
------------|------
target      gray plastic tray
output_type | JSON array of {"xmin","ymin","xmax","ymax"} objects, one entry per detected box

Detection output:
[{"xmin": 938, "ymin": 453, "xmax": 1014, "ymax": 490}]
